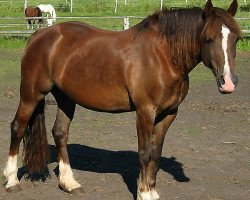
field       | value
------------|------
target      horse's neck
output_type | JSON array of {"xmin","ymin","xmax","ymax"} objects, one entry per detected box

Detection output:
[{"xmin": 165, "ymin": 9, "xmax": 204, "ymax": 74}]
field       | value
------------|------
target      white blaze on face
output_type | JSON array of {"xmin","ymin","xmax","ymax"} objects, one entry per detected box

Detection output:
[
  {"xmin": 221, "ymin": 25, "xmax": 231, "ymax": 75},
  {"xmin": 220, "ymin": 25, "xmax": 235, "ymax": 93}
]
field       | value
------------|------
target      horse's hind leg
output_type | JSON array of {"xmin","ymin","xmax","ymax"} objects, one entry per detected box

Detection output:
[
  {"xmin": 51, "ymin": 88, "xmax": 83, "ymax": 193},
  {"xmin": 3, "ymin": 98, "xmax": 42, "ymax": 191}
]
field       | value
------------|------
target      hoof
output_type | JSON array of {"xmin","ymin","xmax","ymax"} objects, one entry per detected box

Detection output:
[
  {"xmin": 6, "ymin": 185, "xmax": 22, "ymax": 193},
  {"xmin": 137, "ymin": 191, "xmax": 152, "ymax": 200},
  {"xmin": 151, "ymin": 189, "xmax": 160, "ymax": 200},
  {"xmin": 69, "ymin": 187, "xmax": 84, "ymax": 194}
]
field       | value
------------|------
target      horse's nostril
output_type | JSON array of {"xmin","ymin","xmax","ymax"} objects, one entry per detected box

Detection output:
[
  {"xmin": 218, "ymin": 76, "xmax": 225, "ymax": 86},
  {"xmin": 233, "ymin": 75, "xmax": 238, "ymax": 86}
]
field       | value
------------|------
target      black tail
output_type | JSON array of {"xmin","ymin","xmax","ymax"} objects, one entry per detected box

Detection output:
[{"xmin": 23, "ymin": 99, "xmax": 50, "ymax": 176}]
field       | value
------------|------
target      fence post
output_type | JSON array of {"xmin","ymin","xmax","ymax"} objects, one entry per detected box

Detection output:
[
  {"xmin": 24, "ymin": 0, "xmax": 27, "ymax": 12},
  {"xmin": 160, "ymin": 0, "xmax": 163, "ymax": 10},
  {"xmin": 70, "ymin": 0, "xmax": 73, "ymax": 13},
  {"xmin": 115, "ymin": 0, "xmax": 118, "ymax": 13},
  {"xmin": 124, "ymin": 17, "xmax": 129, "ymax": 30}
]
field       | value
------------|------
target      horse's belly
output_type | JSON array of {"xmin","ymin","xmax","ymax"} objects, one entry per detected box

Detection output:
[{"xmin": 60, "ymin": 81, "xmax": 131, "ymax": 112}]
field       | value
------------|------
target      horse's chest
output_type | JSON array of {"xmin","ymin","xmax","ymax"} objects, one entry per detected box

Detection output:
[{"xmin": 162, "ymin": 77, "xmax": 189, "ymax": 111}]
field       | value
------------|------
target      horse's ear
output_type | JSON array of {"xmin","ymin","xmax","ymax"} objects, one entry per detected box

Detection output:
[
  {"xmin": 204, "ymin": 0, "xmax": 214, "ymax": 18},
  {"xmin": 227, "ymin": 0, "xmax": 238, "ymax": 17}
]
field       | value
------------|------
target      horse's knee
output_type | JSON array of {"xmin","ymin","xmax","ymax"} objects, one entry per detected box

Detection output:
[
  {"xmin": 10, "ymin": 119, "xmax": 24, "ymax": 141},
  {"xmin": 10, "ymin": 120, "xmax": 18, "ymax": 135},
  {"xmin": 150, "ymin": 146, "xmax": 162, "ymax": 161},
  {"xmin": 52, "ymin": 126, "xmax": 68, "ymax": 146},
  {"xmin": 139, "ymin": 149, "xmax": 151, "ymax": 165},
  {"xmin": 52, "ymin": 127, "xmax": 66, "ymax": 138}
]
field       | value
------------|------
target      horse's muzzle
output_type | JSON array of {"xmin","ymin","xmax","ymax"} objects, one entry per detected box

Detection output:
[{"xmin": 217, "ymin": 74, "xmax": 238, "ymax": 94}]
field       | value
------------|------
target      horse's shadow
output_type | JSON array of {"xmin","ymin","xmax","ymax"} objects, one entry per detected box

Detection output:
[
  {"xmin": 48, "ymin": 144, "xmax": 190, "ymax": 199},
  {"xmin": 17, "ymin": 144, "xmax": 189, "ymax": 199}
]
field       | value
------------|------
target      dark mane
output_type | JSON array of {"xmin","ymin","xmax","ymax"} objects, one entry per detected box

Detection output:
[
  {"xmin": 135, "ymin": 7, "xmax": 204, "ymax": 70},
  {"xmin": 136, "ymin": 7, "xmax": 203, "ymax": 35}
]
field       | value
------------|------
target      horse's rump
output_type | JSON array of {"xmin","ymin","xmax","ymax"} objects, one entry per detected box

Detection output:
[{"xmin": 25, "ymin": 6, "xmax": 42, "ymax": 18}]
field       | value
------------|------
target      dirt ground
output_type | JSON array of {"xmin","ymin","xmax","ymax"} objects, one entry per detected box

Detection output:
[{"xmin": 0, "ymin": 51, "xmax": 249, "ymax": 200}]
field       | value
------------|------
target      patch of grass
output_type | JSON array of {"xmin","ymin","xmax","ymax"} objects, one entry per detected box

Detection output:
[
  {"xmin": 189, "ymin": 63, "xmax": 214, "ymax": 85},
  {"xmin": 0, "ymin": 36, "xmax": 27, "ymax": 49},
  {"xmin": 57, "ymin": 3, "xmax": 70, "ymax": 12},
  {"xmin": 237, "ymin": 37, "xmax": 250, "ymax": 52},
  {"xmin": 0, "ymin": 60, "xmax": 18, "ymax": 75},
  {"xmin": 240, "ymin": 4, "xmax": 250, "ymax": 12},
  {"xmin": 0, "ymin": 48, "xmax": 21, "ymax": 98}
]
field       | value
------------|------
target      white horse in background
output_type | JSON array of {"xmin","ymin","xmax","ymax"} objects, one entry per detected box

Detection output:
[{"xmin": 37, "ymin": 4, "xmax": 56, "ymax": 24}]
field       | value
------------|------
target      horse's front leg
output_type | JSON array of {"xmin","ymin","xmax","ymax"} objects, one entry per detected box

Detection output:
[
  {"xmin": 38, "ymin": 19, "xmax": 43, "ymax": 29},
  {"xmin": 52, "ymin": 90, "xmax": 83, "ymax": 193},
  {"xmin": 147, "ymin": 110, "xmax": 178, "ymax": 200},
  {"xmin": 27, "ymin": 20, "xmax": 31, "ymax": 29},
  {"xmin": 136, "ymin": 105, "xmax": 156, "ymax": 200}
]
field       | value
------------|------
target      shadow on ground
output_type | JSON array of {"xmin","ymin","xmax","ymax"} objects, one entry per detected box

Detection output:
[{"xmin": 48, "ymin": 144, "xmax": 190, "ymax": 199}]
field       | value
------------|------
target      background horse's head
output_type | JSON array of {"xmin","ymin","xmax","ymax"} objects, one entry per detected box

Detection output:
[{"xmin": 200, "ymin": 0, "xmax": 242, "ymax": 94}]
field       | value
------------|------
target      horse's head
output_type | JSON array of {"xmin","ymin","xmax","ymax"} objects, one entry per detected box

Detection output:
[{"xmin": 200, "ymin": 0, "xmax": 242, "ymax": 94}]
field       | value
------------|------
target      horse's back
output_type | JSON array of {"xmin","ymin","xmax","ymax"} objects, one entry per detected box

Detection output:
[
  {"xmin": 38, "ymin": 4, "xmax": 55, "ymax": 12},
  {"xmin": 25, "ymin": 6, "xmax": 40, "ymax": 17}
]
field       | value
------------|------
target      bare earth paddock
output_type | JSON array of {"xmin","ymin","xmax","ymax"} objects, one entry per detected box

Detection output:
[{"xmin": 0, "ymin": 49, "xmax": 249, "ymax": 200}]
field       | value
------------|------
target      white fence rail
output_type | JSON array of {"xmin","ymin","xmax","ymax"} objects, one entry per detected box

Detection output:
[{"xmin": 0, "ymin": 16, "xmax": 249, "ymax": 35}]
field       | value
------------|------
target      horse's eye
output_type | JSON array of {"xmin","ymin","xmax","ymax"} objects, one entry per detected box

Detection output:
[{"xmin": 205, "ymin": 37, "xmax": 214, "ymax": 43}]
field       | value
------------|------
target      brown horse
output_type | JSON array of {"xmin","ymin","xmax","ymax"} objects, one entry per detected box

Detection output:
[
  {"xmin": 4, "ymin": 0, "xmax": 241, "ymax": 199},
  {"xmin": 25, "ymin": 6, "xmax": 43, "ymax": 29}
]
